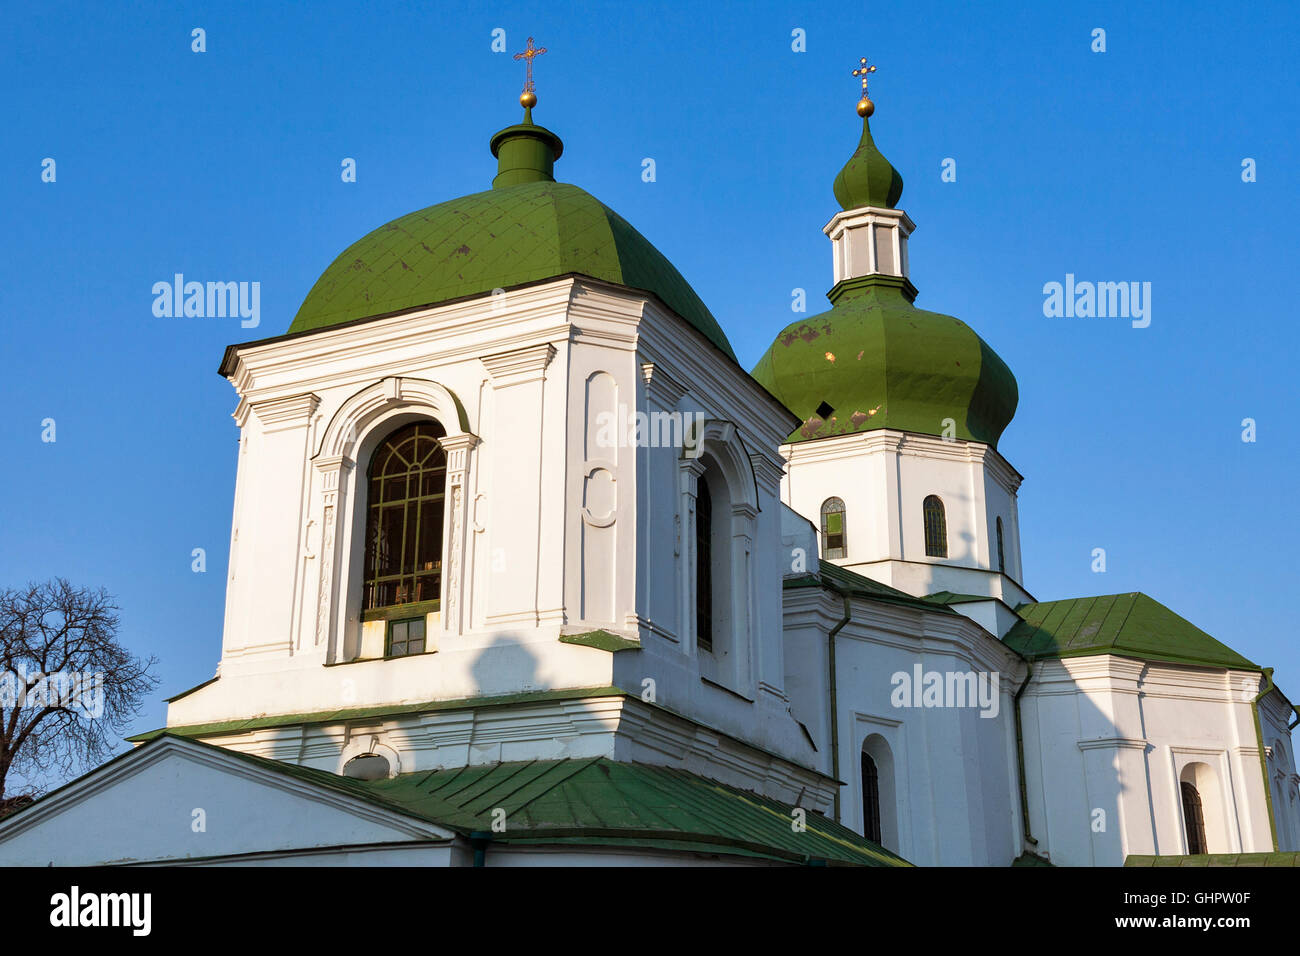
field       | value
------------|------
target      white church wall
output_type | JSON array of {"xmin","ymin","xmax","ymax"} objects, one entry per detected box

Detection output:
[
  {"xmin": 1021, "ymin": 657, "xmax": 1279, "ymax": 865},
  {"xmin": 167, "ymin": 277, "xmax": 829, "ymax": 805},
  {"xmin": 1261, "ymin": 690, "xmax": 1300, "ymax": 851},
  {"xmin": 781, "ymin": 586, "xmax": 1022, "ymax": 865},
  {"xmin": 780, "ymin": 429, "xmax": 1028, "ymax": 606},
  {"xmin": 0, "ymin": 739, "xmax": 452, "ymax": 866}
]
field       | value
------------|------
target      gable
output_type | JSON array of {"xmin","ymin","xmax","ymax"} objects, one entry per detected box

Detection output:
[{"xmin": 0, "ymin": 737, "xmax": 453, "ymax": 866}]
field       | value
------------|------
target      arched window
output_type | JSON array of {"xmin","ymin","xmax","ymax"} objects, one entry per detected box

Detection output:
[
  {"xmin": 362, "ymin": 421, "xmax": 447, "ymax": 624},
  {"xmin": 996, "ymin": 517, "xmax": 1006, "ymax": 572},
  {"xmin": 923, "ymin": 495, "xmax": 947, "ymax": 558},
  {"xmin": 695, "ymin": 477, "xmax": 714, "ymax": 653},
  {"xmin": 821, "ymin": 497, "xmax": 847, "ymax": 559},
  {"xmin": 1181, "ymin": 781, "xmax": 1207, "ymax": 854},
  {"xmin": 342, "ymin": 754, "xmax": 391, "ymax": 780},
  {"xmin": 861, "ymin": 752, "xmax": 882, "ymax": 843}
]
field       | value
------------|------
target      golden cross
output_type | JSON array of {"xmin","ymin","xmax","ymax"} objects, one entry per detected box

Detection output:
[
  {"xmin": 851, "ymin": 57, "xmax": 877, "ymax": 95},
  {"xmin": 514, "ymin": 36, "xmax": 547, "ymax": 93}
]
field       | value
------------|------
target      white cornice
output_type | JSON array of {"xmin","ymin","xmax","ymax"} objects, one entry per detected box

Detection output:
[
  {"xmin": 640, "ymin": 361, "xmax": 688, "ymax": 408},
  {"xmin": 249, "ymin": 392, "xmax": 320, "ymax": 431},
  {"xmin": 780, "ymin": 428, "xmax": 1024, "ymax": 492},
  {"xmin": 823, "ymin": 205, "xmax": 916, "ymax": 239},
  {"xmin": 223, "ymin": 279, "xmax": 577, "ymax": 395},
  {"xmin": 480, "ymin": 342, "xmax": 557, "ymax": 386}
]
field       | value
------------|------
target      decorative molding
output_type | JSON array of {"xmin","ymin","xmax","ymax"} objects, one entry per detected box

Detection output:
[
  {"xmin": 1078, "ymin": 736, "xmax": 1151, "ymax": 752},
  {"xmin": 640, "ymin": 361, "xmax": 688, "ymax": 408},
  {"xmin": 250, "ymin": 392, "xmax": 320, "ymax": 431},
  {"xmin": 480, "ymin": 342, "xmax": 557, "ymax": 387}
]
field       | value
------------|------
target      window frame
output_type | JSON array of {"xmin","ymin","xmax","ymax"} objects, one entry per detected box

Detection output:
[
  {"xmin": 821, "ymin": 496, "xmax": 847, "ymax": 560},
  {"xmin": 385, "ymin": 614, "xmax": 429, "ymax": 659},
  {"xmin": 1181, "ymin": 781, "xmax": 1208, "ymax": 854},
  {"xmin": 361, "ymin": 420, "xmax": 448, "ymax": 618},
  {"xmin": 923, "ymin": 495, "xmax": 948, "ymax": 558},
  {"xmin": 695, "ymin": 476, "xmax": 714, "ymax": 654},
  {"xmin": 861, "ymin": 752, "xmax": 882, "ymax": 844}
]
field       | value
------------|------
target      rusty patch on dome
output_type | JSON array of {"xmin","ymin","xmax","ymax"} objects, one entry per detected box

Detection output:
[
  {"xmin": 799, "ymin": 415, "xmax": 827, "ymax": 439},
  {"xmin": 452, "ymin": 245, "xmax": 472, "ymax": 256}
]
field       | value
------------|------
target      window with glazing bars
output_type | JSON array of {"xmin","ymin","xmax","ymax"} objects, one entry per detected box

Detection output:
[
  {"xmin": 363, "ymin": 421, "xmax": 447, "ymax": 612},
  {"xmin": 387, "ymin": 616, "xmax": 426, "ymax": 658},
  {"xmin": 821, "ymin": 497, "xmax": 847, "ymax": 559},
  {"xmin": 923, "ymin": 495, "xmax": 947, "ymax": 558}
]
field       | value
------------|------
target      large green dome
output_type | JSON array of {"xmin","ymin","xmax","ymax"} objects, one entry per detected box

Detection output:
[
  {"xmin": 289, "ymin": 114, "xmax": 734, "ymax": 361},
  {"xmin": 751, "ymin": 276, "xmax": 1018, "ymax": 447}
]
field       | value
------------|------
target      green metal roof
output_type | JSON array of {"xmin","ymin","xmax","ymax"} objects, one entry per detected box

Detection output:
[
  {"xmin": 360, "ymin": 756, "xmax": 907, "ymax": 866},
  {"xmin": 786, "ymin": 560, "xmax": 959, "ymax": 616},
  {"xmin": 924, "ymin": 591, "xmax": 998, "ymax": 606},
  {"xmin": 1126, "ymin": 852, "xmax": 1300, "ymax": 867},
  {"xmin": 832, "ymin": 113, "xmax": 904, "ymax": 211},
  {"xmin": 1004, "ymin": 592, "xmax": 1259, "ymax": 671},
  {"xmin": 558, "ymin": 629, "xmax": 642, "ymax": 653},
  {"xmin": 751, "ymin": 275, "xmax": 1018, "ymax": 448},
  {"xmin": 110, "ymin": 736, "xmax": 906, "ymax": 866},
  {"xmin": 287, "ymin": 119, "xmax": 735, "ymax": 361}
]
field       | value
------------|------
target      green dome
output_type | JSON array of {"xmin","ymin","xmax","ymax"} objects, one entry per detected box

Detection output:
[
  {"xmin": 289, "ymin": 114, "xmax": 735, "ymax": 360},
  {"xmin": 832, "ymin": 114, "xmax": 903, "ymax": 211},
  {"xmin": 751, "ymin": 276, "xmax": 1017, "ymax": 447}
]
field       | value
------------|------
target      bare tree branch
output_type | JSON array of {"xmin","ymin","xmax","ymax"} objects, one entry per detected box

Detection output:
[{"xmin": 0, "ymin": 579, "xmax": 159, "ymax": 801}]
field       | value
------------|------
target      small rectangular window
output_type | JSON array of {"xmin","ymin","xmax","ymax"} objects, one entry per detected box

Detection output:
[{"xmin": 387, "ymin": 616, "xmax": 426, "ymax": 658}]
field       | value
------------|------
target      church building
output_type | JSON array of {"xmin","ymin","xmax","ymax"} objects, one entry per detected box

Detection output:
[{"xmin": 3, "ymin": 59, "xmax": 1297, "ymax": 867}]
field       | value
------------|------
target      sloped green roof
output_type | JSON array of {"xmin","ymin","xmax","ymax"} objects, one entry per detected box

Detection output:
[
  {"xmin": 360, "ymin": 756, "xmax": 907, "ymax": 866},
  {"xmin": 785, "ymin": 560, "xmax": 959, "ymax": 616},
  {"xmin": 288, "ymin": 179, "xmax": 735, "ymax": 360},
  {"xmin": 116, "ymin": 736, "xmax": 904, "ymax": 866},
  {"xmin": 924, "ymin": 591, "xmax": 997, "ymax": 606},
  {"xmin": 751, "ymin": 275, "xmax": 1018, "ymax": 448},
  {"xmin": 1004, "ymin": 592, "xmax": 1259, "ymax": 671},
  {"xmin": 1126, "ymin": 852, "xmax": 1300, "ymax": 867}
]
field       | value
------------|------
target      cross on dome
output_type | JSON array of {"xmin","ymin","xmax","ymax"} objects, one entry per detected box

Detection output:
[
  {"xmin": 851, "ymin": 56, "xmax": 878, "ymax": 117},
  {"xmin": 514, "ymin": 36, "xmax": 547, "ymax": 108}
]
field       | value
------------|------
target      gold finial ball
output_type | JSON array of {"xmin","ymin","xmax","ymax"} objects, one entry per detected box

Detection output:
[
  {"xmin": 856, "ymin": 97, "xmax": 875, "ymax": 118},
  {"xmin": 520, "ymin": 90, "xmax": 538, "ymax": 109}
]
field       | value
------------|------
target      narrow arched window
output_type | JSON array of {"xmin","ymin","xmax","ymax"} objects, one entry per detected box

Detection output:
[
  {"xmin": 821, "ymin": 497, "xmax": 847, "ymax": 559},
  {"xmin": 1181, "ymin": 781, "xmax": 1207, "ymax": 854},
  {"xmin": 695, "ymin": 478, "xmax": 713, "ymax": 653},
  {"xmin": 363, "ymin": 421, "xmax": 447, "ymax": 621},
  {"xmin": 996, "ymin": 517, "xmax": 1006, "ymax": 572},
  {"xmin": 923, "ymin": 495, "xmax": 947, "ymax": 558},
  {"xmin": 861, "ymin": 753, "xmax": 882, "ymax": 843}
]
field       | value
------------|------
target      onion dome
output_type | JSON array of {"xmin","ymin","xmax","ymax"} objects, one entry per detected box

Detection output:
[
  {"xmin": 832, "ymin": 114, "xmax": 904, "ymax": 211},
  {"xmin": 751, "ymin": 70, "xmax": 1017, "ymax": 448},
  {"xmin": 751, "ymin": 275, "xmax": 1018, "ymax": 447}
]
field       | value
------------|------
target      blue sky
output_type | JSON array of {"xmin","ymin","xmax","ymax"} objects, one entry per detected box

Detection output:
[{"xmin": 2, "ymin": 0, "xmax": 1297, "ymax": 757}]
